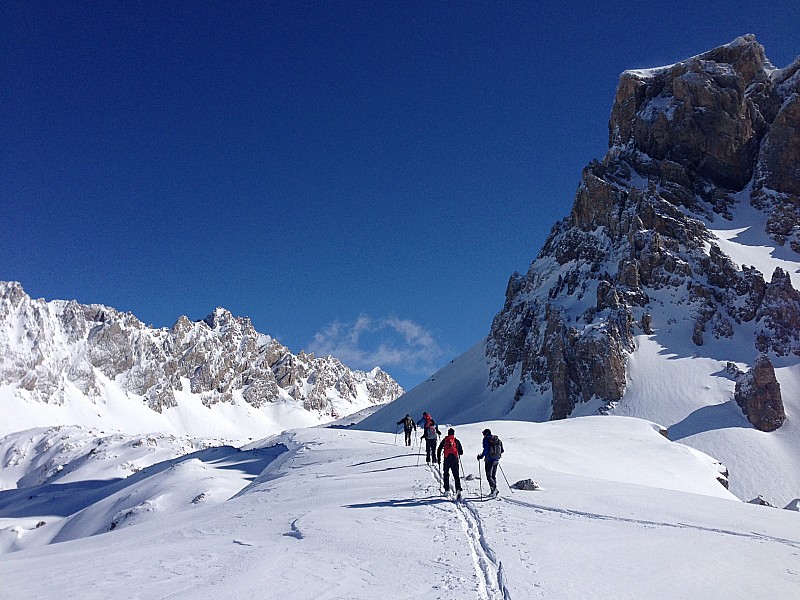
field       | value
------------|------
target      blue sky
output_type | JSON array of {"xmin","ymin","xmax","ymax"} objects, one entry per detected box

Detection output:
[{"xmin": 2, "ymin": 1, "xmax": 798, "ymax": 390}]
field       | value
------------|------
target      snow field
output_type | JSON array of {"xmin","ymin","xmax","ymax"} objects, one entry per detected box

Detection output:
[{"xmin": 1, "ymin": 419, "xmax": 798, "ymax": 599}]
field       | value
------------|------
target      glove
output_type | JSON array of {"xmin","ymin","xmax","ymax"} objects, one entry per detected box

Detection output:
[{"xmin": 476, "ymin": 454, "xmax": 482, "ymax": 461}]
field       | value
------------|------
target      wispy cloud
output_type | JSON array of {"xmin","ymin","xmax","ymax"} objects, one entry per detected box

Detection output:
[{"xmin": 309, "ymin": 315, "xmax": 447, "ymax": 375}]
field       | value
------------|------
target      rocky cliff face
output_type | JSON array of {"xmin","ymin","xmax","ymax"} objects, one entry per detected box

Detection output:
[
  {"xmin": 487, "ymin": 36, "xmax": 798, "ymax": 424},
  {"xmin": 0, "ymin": 281, "xmax": 402, "ymax": 420}
]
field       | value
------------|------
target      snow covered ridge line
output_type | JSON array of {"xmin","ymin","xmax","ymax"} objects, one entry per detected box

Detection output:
[
  {"xmin": 622, "ymin": 33, "xmax": 795, "ymax": 79},
  {"xmin": 0, "ymin": 281, "xmax": 403, "ymax": 438}
]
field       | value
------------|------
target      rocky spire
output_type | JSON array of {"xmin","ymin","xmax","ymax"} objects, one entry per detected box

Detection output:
[{"xmin": 734, "ymin": 354, "xmax": 786, "ymax": 431}]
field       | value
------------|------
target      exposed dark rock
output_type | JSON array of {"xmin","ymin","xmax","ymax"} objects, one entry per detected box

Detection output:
[
  {"xmin": 754, "ymin": 268, "xmax": 800, "ymax": 357},
  {"xmin": 640, "ymin": 313, "xmax": 653, "ymax": 334},
  {"xmin": 734, "ymin": 355, "xmax": 786, "ymax": 431},
  {"xmin": 747, "ymin": 495, "xmax": 777, "ymax": 507}
]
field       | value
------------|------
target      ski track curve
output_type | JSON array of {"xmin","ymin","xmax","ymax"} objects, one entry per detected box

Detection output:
[
  {"xmin": 500, "ymin": 496, "xmax": 800, "ymax": 550},
  {"xmin": 427, "ymin": 463, "xmax": 511, "ymax": 600}
]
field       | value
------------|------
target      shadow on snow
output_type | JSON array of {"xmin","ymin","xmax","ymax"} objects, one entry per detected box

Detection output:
[
  {"xmin": 667, "ymin": 401, "xmax": 750, "ymax": 441},
  {"xmin": 0, "ymin": 444, "xmax": 286, "ymax": 519}
]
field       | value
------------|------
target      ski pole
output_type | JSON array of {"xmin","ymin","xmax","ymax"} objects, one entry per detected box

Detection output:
[
  {"xmin": 458, "ymin": 455, "xmax": 466, "ymax": 493},
  {"xmin": 478, "ymin": 459, "xmax": 483, "ymax": 500},
  {"xmin": 498, "ymin": 463, "xmax": 514, "ymax": 493},
  {"xmin": 394, "ymin": 425, "xmax": 399, "ymax": 445},
  {"xmin": 416, "ymin": 436, "xmax": 421, "ymax": 467}
]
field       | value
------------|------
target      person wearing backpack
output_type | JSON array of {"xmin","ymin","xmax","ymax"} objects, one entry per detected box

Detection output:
[
  {"xmin": 420, "ymin": 415, "xmax": 441, "ymax": 464},
  {"xmin": 477, "ymin": 428, "xmax": 504, "ymax": 497},
  {"xmin": 437, "ymin": 428, "xmax": 464, "ymax": 499},
  {"xmin": 417, "ymin": 411, "xmax": 431, "ymax": 428},
  {"xmin": 396, "ymin": 414, "xmax": 417, "ymax": 446}
]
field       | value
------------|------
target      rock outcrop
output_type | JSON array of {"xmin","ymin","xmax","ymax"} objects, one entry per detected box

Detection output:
[
  {"xmin": 734, "ymin": 354, "xmax": 786, "ymax": 431},
  {"xmin": 487, "ymin": 36, "xmax": 799, "ymax": 426},
  {"xmin": 0, "ymin": 281, "xmax": 403, "ymax": 420}
]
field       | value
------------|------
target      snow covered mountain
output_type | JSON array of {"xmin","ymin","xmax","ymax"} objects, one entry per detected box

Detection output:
[
  {"xmin": 2, "ymin": 419, "xmax": 798, "ymax": 599},
  {"xmin": 0, "ymin": 281, "xmax": 402, "ymax": 439},
  {"xmin": 359, "ymin": 36, "xmax": 800, "ymax": 507}
]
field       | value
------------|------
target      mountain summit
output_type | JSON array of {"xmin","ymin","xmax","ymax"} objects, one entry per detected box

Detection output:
[
  {"xmin": 488, "ymin": 34, "xmax": 799, "ymax": 422},
  {"xmin": 0, "ymin": 281, "xmax": 402, "ymax": 438},
  {"xmin": 361, "ymin": 36, "xmax": 800, "ymax": 506}
]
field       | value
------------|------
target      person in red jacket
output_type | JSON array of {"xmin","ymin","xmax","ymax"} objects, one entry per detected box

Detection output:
[
  {"xmin": 437, "ymin": 428, "xmax": 464, "ymax": 499},
  {"xmin": 419, "ymin": 413, "xmax": 441, "ymax": 464}
]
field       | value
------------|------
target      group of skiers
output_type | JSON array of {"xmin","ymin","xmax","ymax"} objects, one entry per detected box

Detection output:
[{"xmin": 396, "ymin": 412, "xmax": 505, "ymax": 500}]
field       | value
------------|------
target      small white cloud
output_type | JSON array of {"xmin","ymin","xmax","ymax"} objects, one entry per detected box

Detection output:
[{"xmin": 309, "ymin": 315, "xmax": 446, "ymax": 374}]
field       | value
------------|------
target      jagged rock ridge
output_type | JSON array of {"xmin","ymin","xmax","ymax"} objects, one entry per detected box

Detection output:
[
  {"xmin": 0, "ymin": 281, "xmax": 402, "ymax": 422},
  {"xmin": 487, "ymin": 35, "xmax": 799, "ymax": 427}
]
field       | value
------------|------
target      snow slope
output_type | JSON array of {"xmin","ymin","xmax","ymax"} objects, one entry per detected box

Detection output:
[
  {"xmin": 1, "ymin": 419, "xmax": 798, "ymax": 599},
  {"xmin": 0, "ymin": 380, "xmax": 325, "ymax": 440}
]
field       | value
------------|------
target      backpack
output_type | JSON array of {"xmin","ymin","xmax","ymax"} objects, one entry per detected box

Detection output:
[
  {"xmin": 488, "ymin": 435, "xmax": 503, "ymax": 460},
  {"xmin": 443, "ymin": 436, "xmax": 458, "ymax": 458},
  {"xmin": 425, "ymin": 422, "xmax": 437, "ymax": 440},
  {"xmin": 404, "ymin": 416, "xmax": 414, "ymax": 429}
]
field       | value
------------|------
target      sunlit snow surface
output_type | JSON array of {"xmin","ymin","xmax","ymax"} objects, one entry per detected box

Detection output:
[
  {"xmin": 1, "ymin": 419, "xmax": 798, "ymax": 599},
  {"xmin": 705, "ymin": 196, "xmax": 800, "ymax": 289}
]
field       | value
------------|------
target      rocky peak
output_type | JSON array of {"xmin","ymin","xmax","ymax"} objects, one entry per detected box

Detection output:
[
  {"xmin": 202, "ymin": 307, "xmax": 238, "ymax": 331},
  {"xmin": 0, "ymin": 280, "xmax": 28, "ymax": 308},
  {"xmin": 610, "ymin": 35, "xmax": 775, "ymax": 193},
  {"xmin": 487, "ymin": 37, "xmax": 798, "ymax": 427}
]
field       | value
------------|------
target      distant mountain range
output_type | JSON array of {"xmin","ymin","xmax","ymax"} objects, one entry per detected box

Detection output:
[
  {"xmin": 0, "ymin": 280, "xmax": 402, "ymax": 439},
  {"xmin": 360, "ymin": 36, "xmax": 800, "ymax": 507}
]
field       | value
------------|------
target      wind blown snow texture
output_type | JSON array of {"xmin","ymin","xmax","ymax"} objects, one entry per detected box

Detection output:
[{"xmin": 1, "ymin": 419, "xmax": 798, "ymax": 599}]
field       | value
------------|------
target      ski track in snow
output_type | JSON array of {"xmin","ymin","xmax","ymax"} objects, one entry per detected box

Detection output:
[
  {"xmin": 424, "ymin": 462, "xmax": 511, "ymax": 600},
  {"xmin": 500, "ymin": 496, "xmax": 800, "ymax": 550}
]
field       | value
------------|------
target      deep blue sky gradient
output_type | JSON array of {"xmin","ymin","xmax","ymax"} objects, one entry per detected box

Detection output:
[{"xmin": 2, "ymin": 1, "xmax": 798, "ymax": 389}]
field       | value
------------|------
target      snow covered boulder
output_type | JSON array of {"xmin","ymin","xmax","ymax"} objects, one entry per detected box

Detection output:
[
  {"xmin": 512, "ymin": 478, "xmax": 540, "ymax": 491},
  {"xmin": 748, "ymin": 495, "xmax": 776, "ymax": 507}
]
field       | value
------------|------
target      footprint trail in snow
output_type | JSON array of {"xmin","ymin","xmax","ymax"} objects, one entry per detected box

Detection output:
[{"xmin": 427, "ymin": 464, "xmax": 512, "ymax": 600}]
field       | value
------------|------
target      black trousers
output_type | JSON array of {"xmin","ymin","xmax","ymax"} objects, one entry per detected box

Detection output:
[
  {"xmin": 404, "ymin": 429, "xmax": 413, "ymax": 445},
  {"xmin": 443, "ymin": 455, "xmax": 461, "ymax": 492},
  {"xmin": 484, "ymin": 460, "xmax": 499, "ymax": 490},
  {"xmin": 425, "ymin": 438, "xmax": 437, "ymax": 463}
]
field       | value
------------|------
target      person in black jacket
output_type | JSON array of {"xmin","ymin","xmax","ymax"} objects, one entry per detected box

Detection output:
[
  {"xmin": 477, "ymin": 428, "xmax": 504, "ymax": 497},
  {"xmin": 396, "ymin": 414, "xmax": 416, "ymax": 446},
  {"xmin": 437, "ymin": 428, "xmax": 464, "ymax": 499}
]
